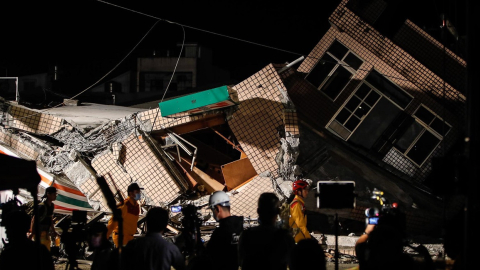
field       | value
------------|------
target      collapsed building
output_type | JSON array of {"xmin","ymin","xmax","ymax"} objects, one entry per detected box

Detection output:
[{"xmin": 0, "ymin": 0, "xmax": 466, "ymax": 249}]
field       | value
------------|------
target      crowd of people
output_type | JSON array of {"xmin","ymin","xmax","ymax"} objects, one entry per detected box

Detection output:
[{"xmin": 0, "ymin": 179, "xmax": 449, "ymax": 270}]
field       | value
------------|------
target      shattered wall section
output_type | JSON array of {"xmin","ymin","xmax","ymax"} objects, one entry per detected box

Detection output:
[
  {"xmin": 91, "ymin": 131, "xmax": 183, "ymax": 211},
  {"xmin": 228, "ymin": 64, "xmax": 287, "ymax": 179},
  {"xmin": 0, "ymin": 127, "xmax": 50, "ymax": 161},
  {"xmin": 51, "ymin": 114, "xmax": 139, "ymax": 155}
]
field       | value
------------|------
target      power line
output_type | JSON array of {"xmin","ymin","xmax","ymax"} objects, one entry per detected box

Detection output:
[
  {"xmin": 150, "ymin": 23, "xmax": 186, "ymax": 133},
  {"xmin": 97, "ymin": 0, "xmax": 305, "ymax": 58},
  {"xmin": 1, "ymin": 0, "xmax": 465, "ymax": 126},
  {"xmin": 97, "ymin": 0, "xmax": 465, "ymax": 93}
]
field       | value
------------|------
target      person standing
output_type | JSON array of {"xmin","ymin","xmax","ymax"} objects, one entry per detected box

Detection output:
[
  {"xmin": 121, "ymin": 207, "xmax": 185, "ymax": 270},
  {"xmin": 289, "ymin": 179, "xmax": 312, "ymax": 243},
  {"xmin": 238, "ymin": 192, "xmax": 295, "ymax": 270},
  {"xmin": 29, "ymin": 186, "xmax": 58, "ymax": 252},
  {"xmin": 204, "ymin": 191, "xmax": 244, "ymax": 270},
  {"xmin": 106, "ymin": 182, "xmax": 143, "ymax": 247}
]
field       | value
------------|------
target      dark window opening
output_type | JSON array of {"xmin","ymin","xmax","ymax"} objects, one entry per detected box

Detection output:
[
  {"xmin": 414, "ymin": 106, "xmax": 435, "ymax": 125},
  {"xmin": 395, "ymin": 119, "xmax": 423, "ymax": 153},
  {"xmin": 356, "ymin": 84, "xmax": 370, "ymax": 99},
  {"xmin": 406, "ymin": 131, "xmax": 440, "ymax": 165},
  {"xmin": 306, "ymin": 54, "xmax": 336, "ymax": 87},
  {"xmin": 328, "ymin": 40, "xmax": 349, "ymax": 60},
  {"xmin": 365, "ymin": 91, "xmax": 380, "ymax": 106},
  {"xmin": 306, "ymin": 40, "xmax": 363, "ymax": 100},
  {"xmin": 322, "ymin": 67, "xmax": 353, "ymax": 100},
  {"xmin": 336, "ymin": 109, "xmax": 351, "ymax": 124},
  {"xmin": 354, "ymin": 104, "xmax": 370, "ymax": 118},
  {"xmin": 346, "ymin": 96, "xmax": 362, "ymax": 111},
  {"xmin": 366, "ymin": 70, "xmax": 412, "ymax": 109},
  {"xmin": 344, "ymin": 53, "xmax": 363, "ymax": 70},
  {"xmin": 345, "ymin": 116, "xmax": 361, "ymax": 131}
]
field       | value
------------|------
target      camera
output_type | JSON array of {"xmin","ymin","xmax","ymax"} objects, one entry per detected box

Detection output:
[
  {"xmin": 171, "ymin": 204, "xmax": 205, "ymax": 259},
  {"xmin": 364, "ymin": 188, "xmax": 403, "ymax": 229}
]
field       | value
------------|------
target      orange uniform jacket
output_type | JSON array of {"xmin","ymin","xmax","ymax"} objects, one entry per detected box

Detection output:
[
  {"xmin": 106, "ymin": 196, "xmax": 140, "ymax": 247},
  {"xmin": 289, "ymin": 195, "xmax": 311, "ymax": 243}
]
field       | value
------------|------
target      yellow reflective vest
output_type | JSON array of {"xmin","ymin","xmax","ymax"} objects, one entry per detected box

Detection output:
[
  {"xmin": 289, "ymin": 195, "xmax": 311, "ymax": 243},
  {"xmin": 106, "ymin": 196, "xmax": 140, "ymax": 247}
]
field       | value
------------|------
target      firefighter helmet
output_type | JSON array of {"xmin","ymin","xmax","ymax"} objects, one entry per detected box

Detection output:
[{"xmin": 292, "ymin": 179, "xmax": 309, "ymax": 192}]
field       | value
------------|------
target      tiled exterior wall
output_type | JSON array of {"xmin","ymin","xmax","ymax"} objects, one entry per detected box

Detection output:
[
  {"xmin": 230, "ymin": 176, "xmax": 275, "ymax": 218},
  {"xmin": 90, "ymin": 132, "xmax": 182, "ymax": 211},
  {"xmin": 393, "ymin": 20, "xmax": 466, "ymax": 94},
  {"xmin": 137, "ymin": 107, "xmax": 221, "ymax": 132},
  {"xmin": 7, "ymin": 104, "xmax": 63, "ymax": 135},
  {"xmin": 0, "ymin": 131, "xmax": 41, "ymax": 161},
  {"xmin": 294, "ymin": 0, "xmax": 465, "ymax": 183},
  {"xmin": 228, "ymin": 64, "xmax": 287, "ymax": 179},
  {"xmin": 326, "ymin": 0, "xmax": 465, "ymax": 108}
]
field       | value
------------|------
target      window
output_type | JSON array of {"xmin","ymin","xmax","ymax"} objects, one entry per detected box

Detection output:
[
  {"xmin": 306, "ymin": 40, "xmax": 364, "ymax": 100},
  {"xmin": 365, "ymin": 70, "xmax": 412, "ymax": 109},
  {"xmin": 329, "ymin": 83, "xmax": 381, "ymax": 139},
  {"xmin": 327, "ymin": 70, "xmax": 412, "ymax": 142},
  {"xmin": 394, "ymin": 105, "xmax": 451, "ymax": 166}
]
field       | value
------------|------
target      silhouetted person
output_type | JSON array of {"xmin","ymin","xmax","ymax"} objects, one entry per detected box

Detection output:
[
  {"xmin": 355, "ymin": 207, "xmax": 426, "ymax": 270},
  {"xmin": 0, "ymin": 210, "xmax": 54, "ymax": 270},
  {"xmin": 29, "ymin": 186, "xmax": 58, "ymax": 251},
  {"xmin": 88, "ymin": 222, "xmax": 115, "ymax": 270},
  {"xmin": 121, "ymin": 207, "xmax": 185, "ymax": 270},
  {"xmin": 238, "ymin": 192, "xmax": 295, "ymax": 270},
  {"xmin": 204, "ymin": 191, "xmax": 243, "ymax": 270},
  {"xmin": 290, "ymin": 238, "xmax": 326, "ymax": 270}
]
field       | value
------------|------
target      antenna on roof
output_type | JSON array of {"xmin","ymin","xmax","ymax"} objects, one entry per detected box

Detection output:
[{"xmin": 278, "ymin": 56, "xmax": 305, "ymax": 74}]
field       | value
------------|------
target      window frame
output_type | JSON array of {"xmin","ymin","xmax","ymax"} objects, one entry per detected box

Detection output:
[
  {"xmin": 307, "ymin": 40, "xmax": 364, "ymax": 101},
  {"xmin": 326, "ymin": 69, "xmax": 415, "ymax": 142},
  {"xmin": 393, "ymin": 104, "xmax": 451, "ymax": 167},
  {"xmin": 327, "ymin": 82, "xmax": 382, "ymax": 140},
  {"xmin": 364, "ymin": 69, "xmax": 414, "ymax": 110}
]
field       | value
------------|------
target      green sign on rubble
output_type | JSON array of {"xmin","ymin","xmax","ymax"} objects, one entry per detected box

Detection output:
[{"xmin": 158, "ymin": 85, "xmax": 238, "ymax": 117}]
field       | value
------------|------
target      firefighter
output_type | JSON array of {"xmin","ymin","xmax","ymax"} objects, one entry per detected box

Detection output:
[
  {"xmin": 106, "ymin": 183, "xmax": 143, "ymax": 247},
  {"xmin": 289, "ymin": 179, "xmax": 312, "ymax": 243}
]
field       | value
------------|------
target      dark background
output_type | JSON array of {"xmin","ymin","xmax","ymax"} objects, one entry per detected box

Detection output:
[{"xmin": 0, "ymin": 0, "xmax": 467, "ymax": 97}]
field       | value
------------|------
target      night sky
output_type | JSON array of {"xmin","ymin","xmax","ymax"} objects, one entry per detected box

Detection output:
[{"xmin": 1, "ymin": 0, "xmax": 466, "ymax": 95}]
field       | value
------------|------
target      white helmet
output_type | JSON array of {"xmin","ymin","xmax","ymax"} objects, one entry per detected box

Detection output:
[{"xmin": 209, "ymin": 191, "xmax": 230, "ymax": 209}]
